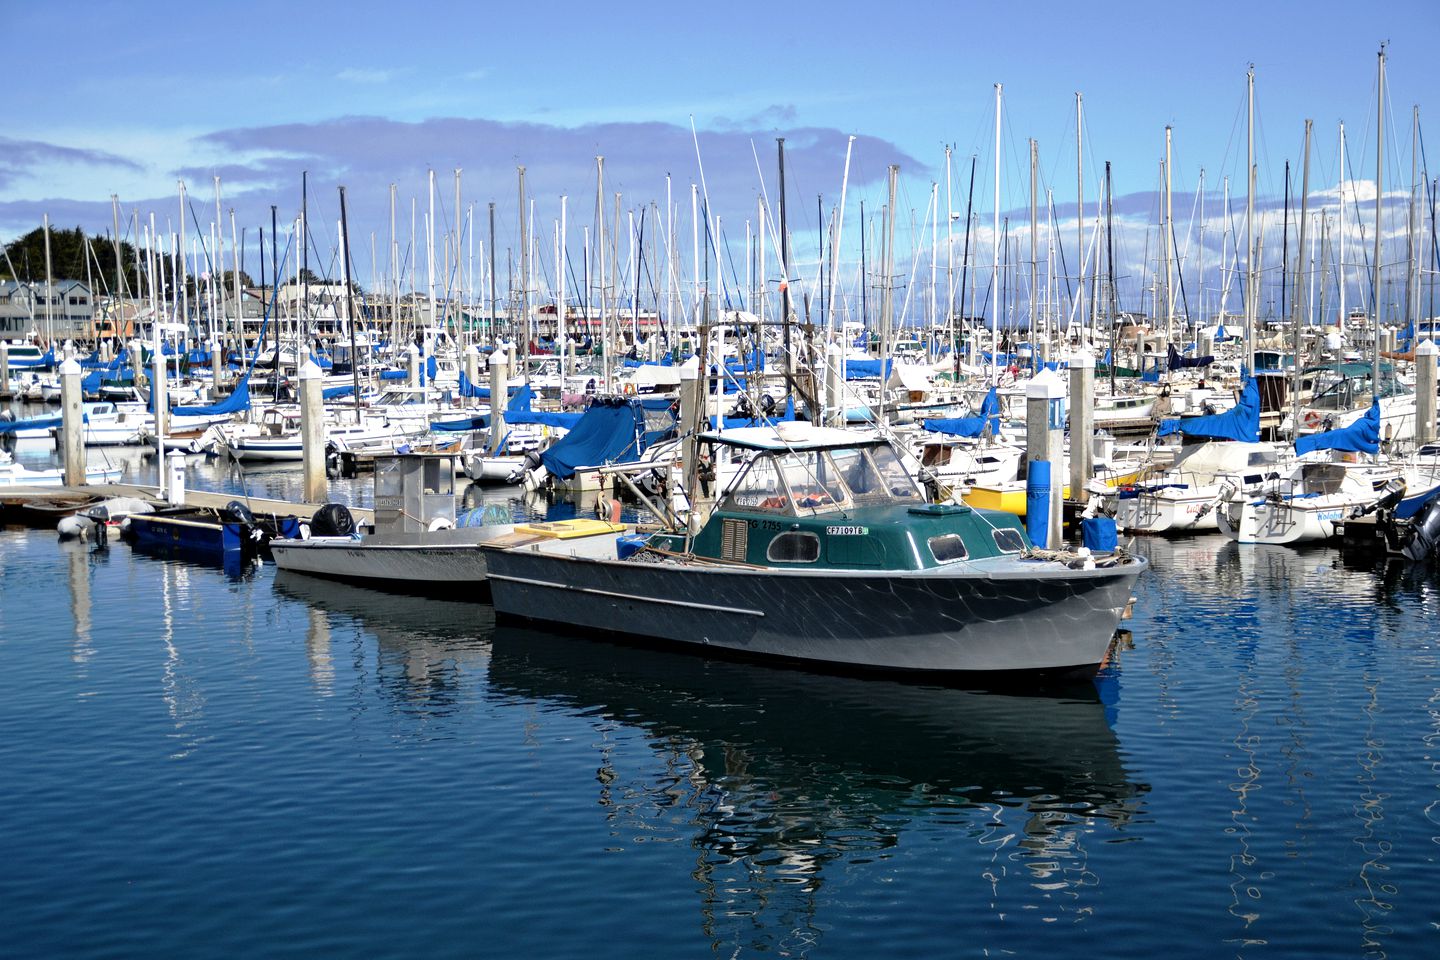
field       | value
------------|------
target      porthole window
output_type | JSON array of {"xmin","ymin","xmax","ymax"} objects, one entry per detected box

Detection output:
[
  {"xmin": 928, "ymin": 534, "xmax": 969, "ymax": 563},
  {"xmin": 766, "ymin": 531, "xmax": 820, "ymax": 563},
  {"xmin": 992, "ymin": 528, "xmax": 1026, "ymax": 553}
]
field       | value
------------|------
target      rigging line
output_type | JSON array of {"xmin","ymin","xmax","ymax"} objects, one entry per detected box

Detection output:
[{"xmin": 689, "ymin": 116, "xmax": 733, "ymax": 311}]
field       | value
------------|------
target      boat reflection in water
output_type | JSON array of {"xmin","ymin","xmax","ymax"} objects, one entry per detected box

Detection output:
[
  {"xmin": 274, "ymin": 569, "xmax": 494, "ymax": 713},
  {"xmin": 487, "ymin": 624, "xmax": 1147, "ymax": 954}
]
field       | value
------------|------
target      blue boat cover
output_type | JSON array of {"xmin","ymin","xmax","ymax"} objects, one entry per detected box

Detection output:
[
  {"xmin": 507, "ymin": 410, "xmax": 584, "ymax": 430},
  {"xmin": 380, "ymin": 369, "xmax": 407, "ymax": 381},
  {"xmin": 539, "ymin": 397, "xmax": 677, "ymax": 479},
  {"xmin": 1157, "ymin": 379, "xmax": 1259, "ymax": 442},
  {"xmin": 322, "ymin": 384, "xmax": 355, "ymax": 400},
  {"xmin": 1168, "ymin": 343, "xmax": 1214, "ymax": 370},
  {"xmin": 1294, "ymin": 397, "xmax": 1380, "ymax": 456},
  {"xmin": 844, "ymin": 358, "xmax": 892, "ymax": 380},
  {"xmin": 81, "ymin": 369, "xmax": 103, "ymax": 393},
  {"xmin": 431, "ymin": 414, "xmax": 490, "ymax": 433},
  {"xmin": 922, "ymin": 387, "xmax": 1001, "ymax": 438},
  {"xmin": 0, "ymin": 414, "xmax": 61, "ymax": 433},
  {"xmin": 174, "ymin": 377, "xmax": 251, "ymax": 417}
]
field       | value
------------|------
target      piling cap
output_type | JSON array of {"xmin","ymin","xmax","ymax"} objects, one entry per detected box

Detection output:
[
  {"xmin": 679, "ymin": 356, "xmax": 700, "ymax": 381},
  {"xmin": 1069, "ymin": 349, "xmax": 1095, "ymax": 369},
  {"xmin": 1416, "ymin": 338, "xmax": 1439, "ymax": 357},
  {"xmin": 1025, "ymin": 367, "xmax": 1066, "ymax": 399},
  {"xmin": 59, "ymin": 358, "xmax": 82, "ymax": 376},
  {"xmin": 298, "ymin": 359, "xmax": 323, "ymax": 380},
  {"xmin": 488, "ymin": 349, "xmax": 509, "ymax": 367}
]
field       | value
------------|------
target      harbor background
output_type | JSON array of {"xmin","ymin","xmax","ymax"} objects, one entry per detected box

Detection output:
[{"xmin": 2, "ymin": 440, "xmax": 1438, "ymax": 958}]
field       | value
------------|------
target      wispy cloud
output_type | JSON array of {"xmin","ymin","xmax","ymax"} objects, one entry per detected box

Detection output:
[{"xmin": 0, "ymin": 136, "xmax": 143, "ymax": 190}]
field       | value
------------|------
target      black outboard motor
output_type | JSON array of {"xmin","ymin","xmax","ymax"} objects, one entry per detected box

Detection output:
[
  {"xmin": 310, "ymin": 502, "xmax": 357, "ymax": 538},
  {"xmin": 508, "ymin": 449, "xmax": 545, "ymax": 485},
  {"xmin": 1402, "ymin": 495, "xmax": 1440, "ymax": 562}
]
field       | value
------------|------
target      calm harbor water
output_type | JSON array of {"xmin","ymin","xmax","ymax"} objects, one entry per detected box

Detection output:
[{"xmin": 2, "ymin": 438, "xmax": 1439, "ymax": 957}]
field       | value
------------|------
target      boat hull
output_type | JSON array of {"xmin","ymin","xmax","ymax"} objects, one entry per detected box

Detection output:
[{"xmin": 483, "ymin": 547, "xmax": 1142, "ymax": 676}]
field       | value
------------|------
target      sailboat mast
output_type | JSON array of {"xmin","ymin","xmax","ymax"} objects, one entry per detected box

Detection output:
[
  {"xmin": 1292, "ymin": 120, "xmax": 1313, "ymax": 438},
  {"xmin": 1245, "ymin": 65, "xmax": 1256, "ymax": 373},
  {"xmin": 1373, "ymin": 45, "xmax": 1386, "ymax": 398},
  {"xmin": 992, "ymin": 82, "xmax": 1002, "ymax": 384}
]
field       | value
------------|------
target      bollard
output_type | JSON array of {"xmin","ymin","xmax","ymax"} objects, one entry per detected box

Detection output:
[
  {"xmin": 166, "ymin": 449, "xmax": 187, "ymax": 506},
  {"xmin": 1068, "ymin": 351, "xmax": 1095, "ymax": 507},
  {"xmin": 487, "ymin": 348, "xmax": 510, "ymax": 453},
  {"xmin": 1416, "ymin": 339, "xmax": 1438, "ymax": 446},
  {"xmin": 298, "ymin": 360, "xmax": 327, "ymax": 505},
  {"xmin": 60, "ymin": 358, "xmax": 85, "ymax": 486},
  {"xmin": 1026, "ymin": 368, "xmax": 1065, "ymax": 549}
]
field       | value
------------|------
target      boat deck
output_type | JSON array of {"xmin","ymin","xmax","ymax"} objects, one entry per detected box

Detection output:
[{"xmin": 0, "ymin": 482, "xmax": 373, "ymax": 526}]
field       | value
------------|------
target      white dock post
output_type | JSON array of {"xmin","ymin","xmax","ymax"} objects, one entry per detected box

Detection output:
[
  {"xmin": 1069, "ymin": 350, "xmax": 1095, "ymax": 508},
  {"xmin": 679, "ymin": 357, "xmax": 702, "ymax": 530},
  {"xmin": 152, "ymin": 338, "xmax": 168, "ymax": 494},
  {"xmin": 1416, "ymin": 339, "xmax": 1438, "ymax": 446},
  {"xmin": 210, "ymin": 338, "xmax": 224, "ymax": 399},
  {"xmin": 825, "ymin": 341, "xmax": 844, "ymax": 427},
  {"xmin": 406, "ymin": 343, "xmax": 421, "ymax": 389},
  {"xmin": 299, "ymin": 359, "xmax": 327, "ymax": 505},
  {"xmin": 488, "ymin": 348, "xmax": 510, "ymax": 453},
  {"xmin": 1, "ymin": 342, "xmax": 9, "ymax": 392},
  {"xmin": 60, "ymin": 357, "xmax": 86, "ymax": 487},
  {"xmin": 463, "ymin": 344, "xmax": 479, "ymax": 395},
  {"xmin": 1026, "ymin": 368, "xmax": 1066, "ymax": 548}
]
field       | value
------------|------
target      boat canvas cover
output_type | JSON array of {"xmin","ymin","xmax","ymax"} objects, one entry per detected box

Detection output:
[
  {"xmin": 539, "ymin": 397, "xmax": 676, "ymax": 479},
  {"xmin": 844, "ymin": 358, "xmax": 893, "ymax": 380},
  {"xmin": 1294, "ymin": 397, "xmax": 1380, "ymax": 456},
  {"xmin": 922, "ymin": 386, "xmax": 1001, "ymax": 438},
  {"xmin": 0, "ymin": 414, "xmax": 61, "ymax": 434},
  {"xmin": 173, "ymin": 376, "xmax": 251, "ymax": 417},
  {"xmin": 1168, "ymin": 343, "xmax": 1214, "ymax": 369},
  {"xmin": 1157, "ymin": 379, "xmax": 1259, "ymax": 442}
]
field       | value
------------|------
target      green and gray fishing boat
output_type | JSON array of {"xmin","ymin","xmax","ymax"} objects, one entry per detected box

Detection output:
[{"xmin": 482, "ymin": 424, "xmax": 1146, "ymax": 680}]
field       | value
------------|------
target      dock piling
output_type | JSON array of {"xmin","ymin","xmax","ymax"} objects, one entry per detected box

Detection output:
[
  {"xmin": 825, "ymin": 342, "xmax": 844, "ymax": 427},
  {"xmin": 1, "ymin": 342, "xmax": 9, "ymax": 390},
  {"xmin": 1417, "ymin": 339, "xmax": 1437, "ymax": 446},
  {"xmin": 60, "ymin": 358, "xmax": 85, "ymax": 486},
  {"xmin": 488, "ymin": 348, "xmax": 510, "ymax": 453},
  {"xmin": 1026, "ymin": 369, "xmax": 1065, "ymax": 548},
  {"xmin": 1069, "ymin": 350, "xmax": 1095, "ymax": 508},
  {"xmin": 299, "ymin": 360, "xmax": 327, "ymax": 505},
  {"xmin": 210, "ymin": 338, "xmax": 224, "ymax": 399}
]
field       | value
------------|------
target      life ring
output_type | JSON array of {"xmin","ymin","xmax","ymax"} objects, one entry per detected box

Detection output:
[
  {"xmin": 1302, "ymin": 411, "xmax": 1322, "ymax": 428},
  {"xmin": 623, "ymin": 382, "xmax": 637, "ymax": 396}
]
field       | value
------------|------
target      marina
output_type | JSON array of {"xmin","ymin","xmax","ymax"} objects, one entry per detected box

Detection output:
[{"xmin": 6, "ymin": 3, "xmax": 1440, "ymax": 955}]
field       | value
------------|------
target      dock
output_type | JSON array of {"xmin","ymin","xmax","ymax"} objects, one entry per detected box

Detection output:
[{"xmin": 0, "ymin": 483, "xmax": 373, "ymax": 526}]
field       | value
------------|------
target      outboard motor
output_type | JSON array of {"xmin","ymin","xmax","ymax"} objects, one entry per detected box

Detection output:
[
  {"xmin": 310, "ymin": 502, "xmax": 357, "ymax": 538},
  {"xmin": 1402, "ymin": 495, "xmax": 1440, "ymax": 562},
  {"xmin": 509, "ymin": 449, "xmax": 545, "ymax": 486},
  {"xmin": 221, "ymin": 500, "xmax": 266, "ymax": 555}
]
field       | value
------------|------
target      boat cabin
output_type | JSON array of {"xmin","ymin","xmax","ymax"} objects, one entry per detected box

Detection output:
[
  {"xmin": 677, "ymin": 425, "xmax": 1031, "ymax": 571},
  {"xmin": 372, "ymin": 453, "xmax": 458, "ymax": 534}
]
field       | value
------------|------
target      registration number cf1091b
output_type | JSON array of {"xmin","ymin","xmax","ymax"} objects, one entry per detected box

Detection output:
[{"xmin": 826, "ymin": 525, "xmax": 868, "ymax": 536}]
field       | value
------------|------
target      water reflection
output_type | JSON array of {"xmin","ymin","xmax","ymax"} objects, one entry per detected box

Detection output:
[
  {"xmin": 273, "ymin": 571, "xmax": 492, "ymax": 718},
  {"xmin": 486, "ymin": 625, "xmax": 1147, "ymax": 956}
]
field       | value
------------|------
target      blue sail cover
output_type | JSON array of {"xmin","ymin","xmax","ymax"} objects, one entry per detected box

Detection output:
[
  {"xmin": 431, "ymin": 414, "xmax": 490, "ymax": 433},
  {"xmin": 1157, "ymin": 379, "xmax": 1260, "ymax": 442},
  {"xmin": 322, "ymin": 384, "xmax": 355, "ymax": 400},
  {"xmin": 173, "ymin": 377, "xmax": 251, "ymax": 417},
  {"xmin": 1295, "ymin": 397, "xmax": 1380, "ymax": 455},
  {"xmin": 1168, "ymin": 343, "xmax": 1214, "ymax": 370},
  {"xmin": 921, "ymin": 387, "xmax": 1001, "ymax": 438},
  {"xmin": 507, "ymin": 409, "xmax": 584, "ymax": 430},
  {"xmin": 81, "ymin": 369, "xmax": 103, "ymax": 393},
  {"xmin": 844, "ymin": 358, "xmax": 892, "ymax": 380},
  {"xmin": 539, "ymin": 397, "xmax": 676, "ymax": 479},
  {"xmin": 0, "ymin": 414, "xmax": 61, "ymax": 434},
  {"xmin": 507, "ymin": 383, "xmax": 533, "ymax": 413}
]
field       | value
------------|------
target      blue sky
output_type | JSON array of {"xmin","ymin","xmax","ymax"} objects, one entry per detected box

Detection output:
[{"xmin": 3, "ymin": 0, "xmax": 1437, "ymax": 318}]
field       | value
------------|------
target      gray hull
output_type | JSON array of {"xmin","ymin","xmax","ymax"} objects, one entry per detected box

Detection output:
[
  {"xmin": 270, "ymin": 525, "xmax": 512, "ymax": 592},
  {"xmin": 484, "ymin": 548, "xmax": 1144, "ymax": 675}
]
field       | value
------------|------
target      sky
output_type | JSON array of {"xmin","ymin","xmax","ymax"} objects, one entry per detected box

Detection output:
[{"xmin": 3, "ymin": 0, "xmax": 1437, "ymax": 321}]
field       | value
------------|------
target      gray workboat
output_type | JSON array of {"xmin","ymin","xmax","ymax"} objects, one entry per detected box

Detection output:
[
  {"xmin": 270, "ymin": 452, "xmax": 513, "ymax": 595},
  {"xmin": 482, "ymin": 425, "xmax": 1146, "ymax": 679}
]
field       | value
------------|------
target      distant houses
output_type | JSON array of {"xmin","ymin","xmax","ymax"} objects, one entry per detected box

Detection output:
[{"xmin": 0, "ymin": 280, "xmax": 93, "ymax": 339}]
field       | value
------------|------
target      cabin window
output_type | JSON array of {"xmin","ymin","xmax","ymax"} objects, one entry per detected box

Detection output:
[
  {"xmin": 928, "ymin": 534, "xmax": 969, "ymax": 563},
  {"xmin": 779, "ymin": 452, "xmax": 848, "ymax": 513},
  {"xmin": 725, "ymin": 455, "xmax": 791, "ymax": 512},
  {"xmin": 868, "ymin": 444, "xmax": 923, "ymax": 500},
  {"xmin": 766, "ymin": 531, "xmax": 820, "ymax": 563},
  {"xmin": 992, "ymin": 528, "xmax": 1026, "ymax": 553}
]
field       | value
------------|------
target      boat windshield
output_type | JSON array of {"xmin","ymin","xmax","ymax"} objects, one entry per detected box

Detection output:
[{"xmin": 723, "ymin": 443, "xmax": 921, "ymax": 515}]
